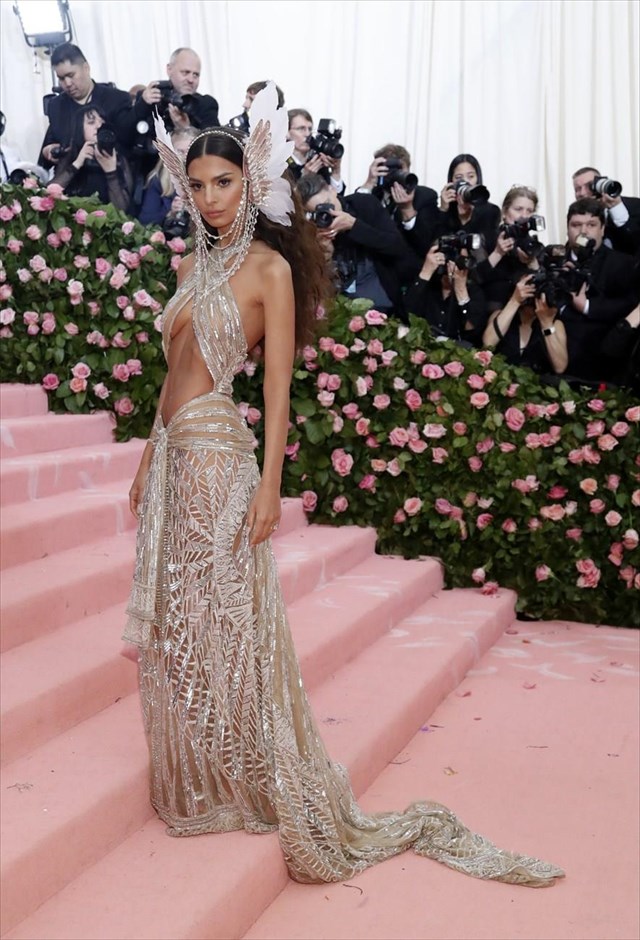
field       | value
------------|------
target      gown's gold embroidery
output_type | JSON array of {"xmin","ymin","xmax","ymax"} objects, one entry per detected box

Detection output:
[{"xmin": 124, "ymin": 271, "xmax": 564, "ymax": 887}]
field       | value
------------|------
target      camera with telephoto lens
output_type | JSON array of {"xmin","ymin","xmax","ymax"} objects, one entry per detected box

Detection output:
[
  {"xmin": 306, "ymin": 119, "xmax": 344, "ymax": 160},
  {"xmin": 499, "ymin": 214, "xmax": 546, "ymax": 256},
  {"xmin": 528, "ymin": 237, "xmax": 594, "ymax": 306},
  {"xmin": 96, "ymin": 124, "xmax": 117, "ymax": 156},
  {"xmin": 437, "ymin": 231, "xmax": 484, "ymax": 270},
  {"xmin": 452, "ymin": 179, "xmax": 490, "ymax": 206},
  {"xmin": 155, "ymin": 81, "xmax": 200, "ymax": 127},
  {"xmin": 227, "ymin": 112, "xmax": 250, "ymax": 135},
  {"xmin": 162, "ymin": 209, "xmax": 190, "ymax": 239},
  {"xmin": 376, "ymin": 158, "xmax": 418, "ymax": 195},
  {"xmin": 306, "ymin": 203, "xmax": 334, "ymax": 229},
  {"xmin": 589, "ymin": 175, "xmax": 622, "ymax": 199}
]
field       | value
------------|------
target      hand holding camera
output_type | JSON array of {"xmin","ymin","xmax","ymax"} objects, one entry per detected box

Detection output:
[
  {"xmin": 513, "ymin": 273, "xmax": 537, "ymax": 306},
  {"xmin": 420, "ymin": 243, "xmax": 446, "ymax": 279},
  {"xmin": 141, "ymin": 81, "xmax": 163, "ymax": 107},
  {"xmin": 94, "ymin": 145, "xmax": 117, "ymax": 174},
  {"xmin": 42, "ymin": 143, "xmax": 66, "ymax": 164},
  {"xmin": 534, "ymin": 295, "xmax": 557, "ymax": 329},
  {"xmin": 72, "ymin": 140, "xmax": 96, "ymax": 171}
]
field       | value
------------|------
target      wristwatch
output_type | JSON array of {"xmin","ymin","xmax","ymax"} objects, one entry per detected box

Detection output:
[{"xmin": 542, "ymin": 326, "xmax": 556, "ymax": 336}]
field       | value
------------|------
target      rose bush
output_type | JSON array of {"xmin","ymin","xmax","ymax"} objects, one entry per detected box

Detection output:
[
  {"xmin": 2, "ymin": 182, "xmax": 638, "ymax": 626},
  {"xmin": 0, "ymin": 181, "xmax": 183, "ymax": 440}
]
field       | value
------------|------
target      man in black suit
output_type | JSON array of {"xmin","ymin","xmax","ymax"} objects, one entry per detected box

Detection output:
[
  {"xmin": 39, "ymin": 43, "xmax": 136, "ymax": 170},
  {"xmin": 572, "ymin": 166, "xmax": 640, "ymax": 256},
  {"xmin": 134, "ymin": 47, "xmax": 219, "ymax": 135},
  {"xmin": 356, "ymin": 144, "xmax": 439, "ymax": 259},
  {"xmin": 297, "ymin": 172, "xmax": 417, "ymax": 320},
  {"xmin": 560, "ymin": 198, "xmax": 640, "ymax": 382}
]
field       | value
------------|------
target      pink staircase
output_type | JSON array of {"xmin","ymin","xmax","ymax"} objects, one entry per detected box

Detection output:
[{"xmin": 1, "ymin": 384, "xmax": 637, "ymax": 940}]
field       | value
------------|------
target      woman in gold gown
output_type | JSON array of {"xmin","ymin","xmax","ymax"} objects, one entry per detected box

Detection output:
[{"xmin": 123, "ymin": 84, "xmax": 564, "ymax": 888}]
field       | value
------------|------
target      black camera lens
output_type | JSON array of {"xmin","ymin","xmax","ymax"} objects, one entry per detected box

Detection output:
[
  {"xmin": 454, "ymin": 181, "xmax": 490, "ymax": 206},
  {"xmin": 308, "ymin": 202, "xmax": 334, "ymax": 229},
  {"xmin": 590, "ymin": 175, "xmax": 622, "ymax": 199},
  {"xmin": 96, "ymin": 126, "xmax": 117, "ymax": 156}
]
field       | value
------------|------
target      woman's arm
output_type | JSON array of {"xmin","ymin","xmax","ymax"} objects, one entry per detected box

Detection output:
[
  {"xmin": 482, "ymin": 275, "xmax": 535, "ymax": 347},
  {"xmin": 247, "ymin": 255, "xmax": 296, "ymax": 546},
  {"xmin": 535, "ymin": 297, "xmax": 568, "ymax": 374}
]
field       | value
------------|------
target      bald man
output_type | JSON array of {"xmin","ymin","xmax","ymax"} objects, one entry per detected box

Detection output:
[{"xmin": 135, "ymin": 47, "xmax": 220, "ymax": 134}]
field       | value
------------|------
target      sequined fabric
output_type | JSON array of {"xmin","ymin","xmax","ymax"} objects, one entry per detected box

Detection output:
[{"xmin": 124, "ymin": 271, "xmax": 564, "ymax": 887}]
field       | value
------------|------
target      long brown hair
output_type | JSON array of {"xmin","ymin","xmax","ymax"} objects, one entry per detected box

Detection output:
[{"xmin": 186, "ymin": 129, "xmax": 332, "ymax": 347}]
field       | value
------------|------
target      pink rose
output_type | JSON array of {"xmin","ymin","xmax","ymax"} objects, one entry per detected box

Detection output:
[
  {"xmin": 365, "ymin": 309, "xmax": 387, "ymax": 325},
  {"xmin": 471, "ymin": 567, "xmax": 486, "ymax": 584},
  {"xmin": 477, "ymin": 513, "xmax": 493, "ymax": 530},
  {"xmin": 389, "ymin": 427, "xmax": 409, "ymax": 447},
  {"xmin": 548, "ymin": 485, "xmax": 568, "ymax": 499},
  {"xmin": 504, "ymin": 407, "xmax": 525, "ymax": 432},
  {"xmin": 367, "ymin": 338, "xmax": 384, "ymax": 356},
  {"xmin": 386, "ymin": 459, "xmax": 402, "ymax": 477},
  {"xmin": 93, "ymin": 383, "xmax": 110, "ymax": 400},
  {"xmin": 27, "ymin": 324, "xmax": 40, "ymax": 336},
  {"xmin": 29, "ymin": 254, "xmax": 47, "ymax": 272},
  {"xmin": 528, "ymin": 518, "xmax": 542, "ymax": 531},
  {"xmin": 112, "ymin": 363, "xmax": 131, "ymax": 382},
  {"xmin": 64, "ymin": 323, "xmax": 79, "ymax": 335},
  {"xmin": 25, "ymin": 225, "xmax": 42, "ymax": 240},
  {"xmin": 95, "ymin": 258, "xmax": 112, "ymax": 278},
  {"xmin": 393, "ymin": 377, "xmax": 408, "ymax": 391},
  {"xmin": 120, "ymin": 221, "xmax": 135, "ymax": 236},
  {"xmin": 41, "ymin": 373, "xmax": 60, "ymax": 391},
  {"xmin": 525, "ymin": 433, "xmax": 541, "ymax": 449},
  {"xmin": 481, "ymin": 581, "xmax": 499, "ymax": 596},
  {"xmin": 136, "ymin": 331, "xmax": 150, "ymax": 345},
  {"xmin": 318, "ymin": 336, "xmax": 335, "ymax": 352},
  {"xmin": 86, "ymin": 330, "xmax": 104, "ymax": 345},
  {"xmin": 576, "ymin": 558, "xmax": 601, "ymax": 589},
  {"xmin": 112, "ymin": 332, "xmax": 132, "ymax": 348},
  {"xmin": 23, "ymin": 311, "xmax": 39, "ymax": 325},
  {"xmin": 358, "ymin": 474, "xmax": 376, "ymax": 492},
  {"xmin": 317, "ymin": 390, "xmax": 335, "ymax": 407},
  {"xmin": 326, "ymin": 374, "xmax": 341, "ymax": 392},
  {"xmin": 587, "ymin": 399, "xmax": 605, "ymax": 412},
  {"xmin": 411, "ymin": 350, "xmax": 427, "ymax": 365},
  {"xmin": 444, "ymin": 360, "xmax": 464, "ymax": 377},
  {"xmin": 285, "ymin": 441, "xmax": 300, "ymax": 460},
  {"xmin": 422, "ymin": 363, "xmax": 445, "ymax": 379},
  {"xmin": 467, "ymin": 373, "xmax": 486, "ymax": 390},
  {"xmin": 149, "ymin": 229, "xmax": 166, "ymax": 244},
  {"xmin": 535, "ymin": 565, "xmax": 552, "ymax": 582},
  {"xmin": 67, "ymin": 278, "xmax": 84, "ymax": 296},
  {"xmin": 246, "ymin": 407, "xmax": 261, "ymax": 425},
  {"xmin": 302, "ymin": 490, "xmax": 318, "ymax": 512},
  {"xmin": 540, "ymin": 504, "xmax": 565, "ymax": 521},
  {"xmin": 7, "ymin": 237, "xmax": 23, "ymax": 254},
  {"xmin": 133, "ymin": 289, "xmax": 153, "ymax": 307},
  {"xmin": 355, "ymin": 417, "xmax": 371, "ymax": 436},
  {"xmin": 405, "ymin": 389, "xmax": 422, "ymax": 411},
  {"xmin": 452, "ymin": 421, "xmax": 467, "ymax": 435},
  {"xmin": 40, "ymin": 313, "xmax": 55, "ymax": 334},
  {"xmin": 371, "ymin": 459, "xmax": 387, "ymax": 473},
  {"xmin": 363, "ymin": 356, "xmax": 378, "ymax": 373},
  {"xmin": 606, "ymin": 475, "xmax": 621, "ymax": 492},
  {"xmin": 468, "ymin": 456, "xmax": 483, "ymax": 472},
  {"xmin": 473, "ymin": 349, "xmax": 493, "ymax": 367},
  {"xmin": 69, "ymin": 377, "xmax": 87, "ymax": 394},
  {"xmin": 586, "ymin": 420, "xmax": 605, "ymax": 438},
  {"xmin": 502, "ymin": 519, "xmax": 517, "ymax": 534},
  {"xmin": 114, "ymin": 397, "xmax": 134, "ymax": 416},
  {"xmin": 435, "ymin": 498, "xmax": 452, "ymax": 515},
  {"xmin": 333, "ymin": 496, "xmax": 349, "ymax": 513},
  {"xmin": 0, "ymin": 308, "xmax": 16, "ymax": 325},
  {"xmin": 348, "ymin": 316, "xmax": 365, "ymax": 332},
  {"xmin": 342, "ymin": 402, "xmax": 361, "ymax": 420},
  {"xmin": 564, "ymin": 501, "xmax": 578, "ymax": 516},
  {"xmin": 109, "ymin": 264, "xmax": 130, "ymax": 289},
  {"xmin": 567, "ymin": 448, "xmax": 584, "ymax": 465},
  {"xmin": 579, "ymin": 478, "xmax": 598, "ymax": 495},
  {"xmin": 373, "ymin": 394, "xmax": 391, "ymax": 410},
  {"xmin": 331, "ymin": 448, "xmax": 354, "ymax": 476},
  {"xmin": 71, "ymin": 362, "xmax": 91, "ymax": 379},
  {"xmin": 469, "ymin": 392, "xmax": 490, "ymax": 408},
  {"xmin": 620, "ymin": 567, "xmax": 635, "ymax": 585},
  {"xmin": 589, "ymin": 499, "xmax": 606, "ymax": 514},
  {"xmin": 139, "ymin": 244, "xmax": 153, "ymax": 258},
  {"xmin": 476, "ymin": 437, "xmax": 494, "ymax": 454},
  {"xmin": 0, "ymin": 205, "xmax": 14, "ymax": 221},
  {"xmin": 74, "ymin": 209, "xmax": 88, "ymax": 224},
  {"xmin": 394, "ymin": 509, "xmax": 407, "ymax": 524},
  {"xmin": 422, "ymin": 423, "xmax": 447, "ymax": 439},
  {"xmin": 46, "ymin": 182, "xmax": 64, "ymax": 198},
  {"xmin": 623, "ymin": 529, "xmax": 639, "ymax": 550},
  {"xmin": 53, "ymin": 268, "xmax": 68, "ymax": 281},
  {"xmin": 428, "ymin": 446, "xmax": 446, "ymax": 463},
  {"xmin": 403, "ymin": 497, "xmax": 423, "ymax": 516},
  {"xmin": 566, "ymin": 528, "xmax": 583, "ymax": 541},
  {"xmin": 355, "ymin": 376, "xmax": 368, "ymax": 397},
  {"xmin": 381, "ymin": 351, "xmax": 398, "ymax": 369},
  {"xmin": 126, "ymin": 358, "xmax": 142, "ymax": 376},
  {"xmin": 625, "ymin": 406, "xmax": 640, "ymax": 422},
  {"xmin": 38, "ymin": 267, "xmax": 53, "ymax": 284},
  {"xmin": 73, "ymin": 255, "xmax": 90, "ymax": 270},
  {"xmin": 608, "ymin": 543, "xmax": 624, "ymax": 566},
  {"xmin": 605, "ymin": 511, "xmax": 622, "ymax": 527},
  {"xmin": 597, "ymin": 434, "xmax": 618, "ymax": 452},
  {"xmin": 56, "ymin": 226, "xmax": 72, "ymax": 243}
]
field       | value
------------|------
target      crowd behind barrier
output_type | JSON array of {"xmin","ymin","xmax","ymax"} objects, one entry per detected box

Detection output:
[{"xmin": 1, "ymin": 41, "xmax": 639, "ymax": 395}]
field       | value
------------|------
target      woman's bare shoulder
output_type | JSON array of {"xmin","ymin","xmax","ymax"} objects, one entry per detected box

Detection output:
[
  {"xmin": 176, "ymin": 252, "xmax": 195, "ymax": 285},
  {"xmin": 253, "ymin": 244, "xmax": 291, "ymax": 282}
]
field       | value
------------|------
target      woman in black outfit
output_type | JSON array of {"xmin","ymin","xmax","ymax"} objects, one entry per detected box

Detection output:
[
  {"xmin": 52, "ymin": 105, "xmax": 132, "ymax": 212},
  {"xmin": 404, "ymin": 241, "xmax": 487, "ymax": 346},
  {"xmin": 435, "ymin": 153, "xmax": 501, "ymax": 253},
  {"xmin": 482, "ymin": 273, "xmax": 568, "ymax": 376}
]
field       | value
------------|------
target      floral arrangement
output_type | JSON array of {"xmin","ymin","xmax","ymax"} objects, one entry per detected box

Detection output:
[
  {"xmin": 235, "ymin": 297, "xmax": 640, "ymax": 628},
  {"xmin": 2, "ymin": 181, "xmax": 638, "ymax": 626},
  {"xmin": 0, "ymin": 180, "xmax": 183, "ymax": 440}
]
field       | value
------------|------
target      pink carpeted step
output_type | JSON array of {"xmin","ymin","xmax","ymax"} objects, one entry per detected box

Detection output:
[
  {"xmin": 0, "ymin": 384, "xmax": 49, "ymax": 419},
  {"xmin": 1, "ymin": 480, "xmax": 137, "ymax": 569},
  {"xmin": 0, "ymin": 554, "xmax": 440, "ymax": 766},
  {"xmin": 0, "ymin": 521, "xmax": 370, "ymax": 654},
  {"xmin": 0, "ymin": 412, "xmax": 114, "ymax": 459},
  {"xmin": 244, "ymin": 621, "xmax": 640, "ymax": 940},
  {"xmin": 0, "ymin": 438, "xmax": 147, "ymax": 506},
  {"xmin": 1, "ymin": 588, "xmax": 516, "ymax": 939}
]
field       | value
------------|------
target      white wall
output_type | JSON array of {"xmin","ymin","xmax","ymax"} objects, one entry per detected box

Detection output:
[{"xmin": 1, "ymin": 0, "xmax": 638, "ymax": 241}]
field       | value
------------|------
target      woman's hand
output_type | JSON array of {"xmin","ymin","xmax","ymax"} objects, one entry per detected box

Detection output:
[
  {"xmin": 439, "ymin": 183, "xmax": 456, "ymax": 212},
  {"xmin": 451, "ymin": 259, "xmax": 471, "ymax": 300},
  {"xmin": 129, "ymin": 464, "xmax": 150, "ymax": 519},
  {"xmin": 72, "ymin": 140, "xmax": 95, "ymax": 170},
  {"xmin": 534, "ymin": 295, "xmax": 557, "ymax": 329},
  {"xmin": 420, "ymin": 243, "xmax": 445, "ymax": 279},
  {"xmin": 495, "ymin": 230, "xmax": 515, "ymax": 258},
  {"xmin": 512, "ymin": 273, "xmax": 536, "ymax": 306},
  {"xmin": 94, "ymin": 147, "xmax": 117, "ymax": 174},
  {"xmin": 247, "ymin": 482, "xmax": 281, "ymax": 546},
  {"xmin": 324, "ymin": 208, "xmax": 355, "ymax": 240},
  {"xmin": 301, "ymin": 153, "xmax": 325, "ymax": 176}
]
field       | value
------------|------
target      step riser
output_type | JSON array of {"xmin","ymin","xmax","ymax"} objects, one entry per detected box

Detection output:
[
  {"xmin": 1, "ymin": 494, "xmax": 137, "ymax": 569},
  {"xmin": 0, "ymin": 385, "xmax": 49, "ymax": 419},
  {"xmin": 1, "ymin": 443, "xmax": 146, "ymax": 506},
  {"xmin": 1, "ymin": 413, "xmax": 114, "ymax": 458},
  {"xmin": 278, "ymin": 528, "xmax": 377, "ymax": 603}
]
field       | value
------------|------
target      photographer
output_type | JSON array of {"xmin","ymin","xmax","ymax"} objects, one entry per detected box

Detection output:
[
  {"xmin": 435, "ymin": 153, "xmax": 501, "ymax": 253},
  {"xmin": 559, "ymin": 198, "xmax": 640, "ymax": 382},
  {"xmin": 51, "ymin": 106, "xmax": 133, "ymax": 212},
  {"xmin": 572, "ymin": 166, "xmax": 640, "ymax": 256},
  {"xmin": 476, "ymin": 186, "xmax": 545, "ymax": 308},
  {"xmin": 483, "ymin": 274, "xmax": 568, "ymax": 376},
  {"xmin": 135, "ymin": 48, "xmax": 220, "ymax": 135},
  {"xmin": 39, "ymin": 43, "xmax": 136, "ymax": 171},
  {"xmin": 404, "ymin": 240, "xmax": 488, "ymax": 346},
  {"xmin": 137, "ymin": 127, "xmax": 198, "ymax": 229},
  {"xmin": 297, "ymin": 172, "xmax": 415, "ymax": 319},
  {"xmin": 286, "ymin": 110, "xmax": 345, "ymax": 194},
  {"xmin": 356, "ymin": 144, "xmax": 439, "ymax": 258}
]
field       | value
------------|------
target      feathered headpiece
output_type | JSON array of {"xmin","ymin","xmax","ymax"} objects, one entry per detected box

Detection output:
[{"xmin": 153, "ymin": 80, "xmax": 294, "ymax": 227}]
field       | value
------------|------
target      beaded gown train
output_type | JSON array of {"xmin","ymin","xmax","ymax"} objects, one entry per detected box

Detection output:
[{"xmin": 124, "ymin": 269, "xmax": 564, "ymax": 887}]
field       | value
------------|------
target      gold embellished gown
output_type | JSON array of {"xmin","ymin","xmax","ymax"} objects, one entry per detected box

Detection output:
[{"xmin": 124, "ymin": 270, "xmax": 564, "ymax": 887}]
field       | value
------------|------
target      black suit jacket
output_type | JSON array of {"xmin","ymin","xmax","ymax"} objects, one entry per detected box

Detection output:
[
  {"xmin": 133, "ymin": 91, "xmax": 220, "ymax": 133},
  {"xmin": 39, "ymin": 83, "xmax": 134, "ymax": 169},
  {"xmin": 561, "ymin": 244, "xmax": 640, "ymax": 381},
  {"xmin": 382, "ymin": 184, "xmax": 440, "ymax": 258},
  {"xmin": 605, "ymin": 196, "xmax": 640, "ymax": 256},
  {"xmin": 433, "ymin": 201, "xmax": 501, "ymax": 254}
]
